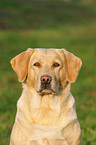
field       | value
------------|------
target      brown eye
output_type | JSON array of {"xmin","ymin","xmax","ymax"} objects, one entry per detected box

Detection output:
[
  {"xmin": 53, "ymin": 63, "xmax": 60, "ymax": 68},
  {"xmin": 33, "ymin": 62, "xmax": 41, "ymax": 67}
]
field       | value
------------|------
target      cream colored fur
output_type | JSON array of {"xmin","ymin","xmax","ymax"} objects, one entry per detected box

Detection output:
[{"xmin": 10, "ymin": 48, "xmax": 82, "ymax": 145}]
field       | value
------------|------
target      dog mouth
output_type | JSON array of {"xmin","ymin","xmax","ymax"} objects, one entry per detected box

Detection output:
[
  {"xmin": 37, "ymin": 85, "xmax": 56, "ymax": 95},
  {"xmin": 40, "ymin": 89, "xmax": 53, "ymax": 94}
]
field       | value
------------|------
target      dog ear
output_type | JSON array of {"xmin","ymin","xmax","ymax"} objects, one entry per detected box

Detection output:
[
  {"xmin": 11, "ymin": 48, "xmax": 33, "ymax": 82},
  {"xmin": 63, "ymin": 49, "xmax": 82, "ymax": 83}
]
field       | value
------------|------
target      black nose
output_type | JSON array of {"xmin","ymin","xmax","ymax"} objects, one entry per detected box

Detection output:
[{"xmin": 41, "ymin": 75, "xmax": 52, "ymax": 84}]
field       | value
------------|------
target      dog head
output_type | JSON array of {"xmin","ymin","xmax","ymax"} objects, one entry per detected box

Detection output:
[{"xmin": 11, "ymin": 48, "xmax": 82, "ymax": 95}]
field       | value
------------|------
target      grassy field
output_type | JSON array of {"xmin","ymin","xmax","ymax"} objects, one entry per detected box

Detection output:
[{"xmin": 0, "ymin": 0, "xmax": 96, "ymax": 145}]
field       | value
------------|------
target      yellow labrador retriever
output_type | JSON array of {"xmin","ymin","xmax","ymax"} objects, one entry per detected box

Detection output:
[{"xmin": 10, "ymin": 48, "xmax": 82, "ymax": 145}]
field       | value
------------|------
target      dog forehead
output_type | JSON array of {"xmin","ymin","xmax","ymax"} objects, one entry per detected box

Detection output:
[{"xmin": 31, "ymin": 48, "xmax": 62, "ymax": 59}]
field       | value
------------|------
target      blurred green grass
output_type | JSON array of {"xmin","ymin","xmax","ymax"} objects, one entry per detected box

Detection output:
[{"xmin": 0, "ymin": 0, "xmax": 96, "ymax": 145}]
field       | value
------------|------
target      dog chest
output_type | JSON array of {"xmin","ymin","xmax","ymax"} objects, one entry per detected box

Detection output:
[{"xmin": 28, "ymin": 124, "xmax": 65, "ymax": 142}]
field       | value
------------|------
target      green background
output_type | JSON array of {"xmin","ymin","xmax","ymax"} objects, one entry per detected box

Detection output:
[{"xmin": 0, "ymin": 0, "xmax": 96, "ymax": 144}]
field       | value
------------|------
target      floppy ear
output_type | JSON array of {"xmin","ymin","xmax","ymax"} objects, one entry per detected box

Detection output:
[
  {"xmin": 63, "ymin": 49, "xmax": 82, "ymax": 83},
  {"xmin": 10, "ymin": 48, "xmax": 33, "ymax": 82}
]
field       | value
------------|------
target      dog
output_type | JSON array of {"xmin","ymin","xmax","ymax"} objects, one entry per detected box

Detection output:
[{"xmin": 10, "ymin": 48, "xmax": 82, "ymax": 145}]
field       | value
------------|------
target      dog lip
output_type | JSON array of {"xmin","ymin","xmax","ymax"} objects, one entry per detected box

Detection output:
[{"xmin": 37, "ymin": 88, "xmax": 56, "ymax": 95}]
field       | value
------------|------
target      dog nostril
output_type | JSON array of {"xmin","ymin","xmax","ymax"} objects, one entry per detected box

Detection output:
[
  {"xmin": 47, "ymin": 78, "xmax": 51, "ymax": 84},
  {"xmin": 41, "ymin": 78, "xmax": 46, "ymax": 83},
  {"xmin": 43, "ymin": 78, "xmax": 45, "ymax": 82}
]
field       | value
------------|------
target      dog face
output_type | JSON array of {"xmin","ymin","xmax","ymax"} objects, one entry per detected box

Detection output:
[
  {"xmin": 11, "ymin": 48, "xmax": 82, "ymax": 95},
  {"xmin": 27, "ymin": 49, "xmax": 65, "ymax": 94}
]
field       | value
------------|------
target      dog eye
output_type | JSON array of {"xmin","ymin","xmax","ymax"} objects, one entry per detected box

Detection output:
[
  {"xmin": 53, "ymin": 63, "xmax": 60, "ymax": 68},
  {"xmin": 33, "ymin": 62, "xmax": 41, "ymax": 67}
]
